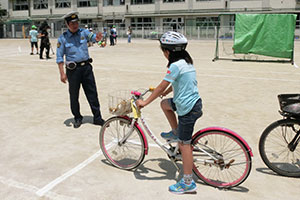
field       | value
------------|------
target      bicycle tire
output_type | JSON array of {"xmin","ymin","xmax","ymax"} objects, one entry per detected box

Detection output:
[
  {"xmin": 99, "ymin": 116, "xmax": 146, "ymax": 170},
  {"xmin": 259, "ymin": 118, "xmax": 300, "ymax": 177},
  {"xmin": 192, "ymin": 129, "xmax": 252, "ymax": 188}
]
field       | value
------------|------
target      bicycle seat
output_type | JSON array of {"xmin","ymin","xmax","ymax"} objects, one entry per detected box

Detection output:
[
  {"xmin": 282, "ymin": 103, "xmax": 300, "ymax": 115},
  {"xmin": 278, "ymin": 94, "xmax": 300, "ymax": 119},
  {"xmin": 279, "ymin": 106, "xmax": 300, "ymax": 119}
]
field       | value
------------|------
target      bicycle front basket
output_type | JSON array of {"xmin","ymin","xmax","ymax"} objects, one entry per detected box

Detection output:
[
  {"xmin": 108, "ymin": 90, "xmax": 132, "ymax": 116},
  {"xmin": 278, "ymin": 94, "xmax": 300, "ymax": 115}
]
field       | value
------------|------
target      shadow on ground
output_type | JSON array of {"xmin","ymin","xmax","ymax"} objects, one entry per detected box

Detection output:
[
  {"xmin": 101, "ymin": 157, "xmax": 250, "ymax": 193},
  {"xmin": 64, "ymin": 116, "xmax": 94, "ymax": 127}
]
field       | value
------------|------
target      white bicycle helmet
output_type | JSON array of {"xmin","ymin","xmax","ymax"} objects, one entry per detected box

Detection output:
[{"xmin": 160, "ymin": 31, "xmax": 188, "ymax": 52}]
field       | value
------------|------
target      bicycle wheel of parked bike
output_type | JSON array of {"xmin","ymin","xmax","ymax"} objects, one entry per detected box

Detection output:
[
  {"xmin": 99, "ymin": 116, "xmax": 146, "ymax": 170},
  {"xmin": 192, "ymin": 129, "xmax": 252, "ymax": 188},
  {"xmin": 259, "ymin": 118, "xmax": 300, "ymax": 177}
]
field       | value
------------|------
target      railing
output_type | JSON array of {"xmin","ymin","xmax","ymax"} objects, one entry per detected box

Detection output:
[{"xmin": 2, "ymin": 24, "xmax": 300, "ymax": 40}]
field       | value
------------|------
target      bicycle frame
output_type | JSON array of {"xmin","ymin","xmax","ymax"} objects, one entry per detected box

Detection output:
[
  {"xmin": 121, "ymin": 114, "xmax": 180, "ymax": 156},
  {"xmin": 101, "ymin": 89, "xmax": 253, "ymax": 187},
  {"xmin": 287, "ymin": 118, "xmax": 300, "ymax": 152},
  {"xmin": 127, "ymin": 89, "xmax": 252, "ymax": 163},
  {"xmin": 193, "ymin": 127, "xmax": 253, "ymax": 157},
  {"xmin": 120, "ymin": 113, "xmax": 254, "ymax": 174}
]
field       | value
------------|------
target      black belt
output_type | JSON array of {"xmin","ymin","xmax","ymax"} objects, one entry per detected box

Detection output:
[{"xmin": 66, "ymin": 58, "xmax": 93, "ymax": 70}]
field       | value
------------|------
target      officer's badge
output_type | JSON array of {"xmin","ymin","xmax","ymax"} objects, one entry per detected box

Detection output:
[
  {"xmin": 71, "ymin": 14, "xmax": 76, "ymax": 19},
  {"xmin": 57, "ymin": 42, "xmax": 61, "ymax": 48},
  {"xmin": 81, "ymin": 36, "xmax": 84, "ymax": 40}
]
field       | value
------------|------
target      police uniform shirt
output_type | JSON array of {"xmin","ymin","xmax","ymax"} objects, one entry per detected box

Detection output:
[
  {"xmin": 56, "ymin": 28, "xmax": 97, "ymax": 64},
  {"xmin": 41, "ymin": 30, "xmax": 49, "ymax": 45}
]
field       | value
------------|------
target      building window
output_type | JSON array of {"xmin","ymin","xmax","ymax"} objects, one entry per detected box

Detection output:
[
  {"xmin": 196, "ymin": 17, "xmax": 219, "ymax": 27},
  {"xmin": 103, "ymin": 0, "xmax": 112, "ymax": 6},
  {"xmin": 78, "ymin": 0, "xmax": 97, "ymax": 7},
  {"xmin": 103, "ymin": 0, "xmax": 125, "ymax": 6},
  {"xmin": 55, "ymin": 0, "xmax": 71, "ymax": 8},
  {"xmin": 163, "ymin": 0, "xmax": 184, "ymax": 2},
  {"xmin": 131, "ymin": 0, "xmax": 154, "ymax": 5},
  {"xmin": 105, "ymin": 19, "xmax": 124, "ymax": 28},
  {"xmin": 34, "ymin": 0, "xmax": 48, "ymax": 9},
  {"xmin": 163, "ymin": 17, "xmax": 184, "ymax": 31},
  {"xmin": 13, "ymin": 0, "xmax": 29, "ymax": 11},
  {"xmin": 131, "ymin": 18, "xmax": 155, "ymax": 29}
]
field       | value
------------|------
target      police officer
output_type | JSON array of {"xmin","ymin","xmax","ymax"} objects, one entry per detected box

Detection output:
[
  {"xmin": 56, "ymin": 11, "xmax": 105, "ymax": 128},
  {"xmin": 40, "ymin": 24, "xmax": 50, "ymax": 59}
]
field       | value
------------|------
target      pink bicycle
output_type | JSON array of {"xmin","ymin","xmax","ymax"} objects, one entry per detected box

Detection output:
[{"xmin": 99, "ymin": 88, "xmax": 253, "ymax": 188}]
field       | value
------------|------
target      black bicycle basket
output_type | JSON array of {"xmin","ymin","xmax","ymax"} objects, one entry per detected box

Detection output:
[{"xmin": 278, "ymin": 94, "xmax": 300, "ymax": 116}]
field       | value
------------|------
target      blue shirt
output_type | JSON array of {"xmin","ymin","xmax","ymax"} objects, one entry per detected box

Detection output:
[
  {"xmin": 29, "ymin": 30, "xmax": 38, "ymax": 42},
  {"xmin": 164, "ymin": 59, "xmax": 200, "ymax": 116},
  {"xmin": 56, "ymin": 28, "xmax": 97, "ymax": 63}
]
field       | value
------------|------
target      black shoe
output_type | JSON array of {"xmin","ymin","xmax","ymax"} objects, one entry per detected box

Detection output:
[
  {"xmin": 30, "ymin": 53, "xmax": 33, "ymax": 55},
  {"xmin": 74, "ymin": 118, "xmax": 82, "ymax": 128},
  {"xmin": 93, "ymin": 118, "xmax": 105, "ymax": 126},
  {"xmin": 46, "ymin": 56, "xmax": 51, "ymax": 59},
  {"xmin": 40, "ymin": 57, "xmax": 44, "ymax": 59}
]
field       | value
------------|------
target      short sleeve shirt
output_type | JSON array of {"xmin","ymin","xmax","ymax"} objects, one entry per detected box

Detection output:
[
  {"xmin": 29, "ymin": 30, "xmax": 38, "ymax": 42},
  {"xmin": 56, "ymin": 28, "xmax": 97, "ymax": 63},
  {"xmin": 163, "ymin": 59, "xmax": 200, "ymax": 116}
]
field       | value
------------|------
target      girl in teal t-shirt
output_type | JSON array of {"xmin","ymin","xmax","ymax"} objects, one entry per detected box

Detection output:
[{"xmin": 136, "ymin": 31, "xmax": 202, "ymax": 194}]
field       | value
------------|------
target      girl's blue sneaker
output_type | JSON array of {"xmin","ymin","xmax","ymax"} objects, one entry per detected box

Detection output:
[
  {"xmin": 160, "ymin": 130, "xmax": 178, "ymax": 140},
  {"xmin": 169, "ymin": 178, "xmax": 197, "ymax": 194}
]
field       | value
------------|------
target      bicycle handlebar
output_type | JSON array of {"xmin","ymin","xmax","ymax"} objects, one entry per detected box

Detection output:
[
  {"xmin": 131, "ymin": 87, "xmax": 155, "ymax": 100},
  {"xmin": 130, "ymin": 87, "xmax": 155, "ymax": 118}
]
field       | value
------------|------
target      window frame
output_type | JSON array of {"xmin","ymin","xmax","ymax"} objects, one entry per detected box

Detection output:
[
  {"xmin": 33, "ymin": 0, "xmax": 48, "ymax": 10},
  {"xmin": 13, "ymin": 0, "xmax": 29, "ymax": 11}
]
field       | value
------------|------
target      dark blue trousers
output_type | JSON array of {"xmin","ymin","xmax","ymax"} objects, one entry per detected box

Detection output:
[{"xmin": 66, "ymin": 63, "xmax": 102, "ymax": 121}]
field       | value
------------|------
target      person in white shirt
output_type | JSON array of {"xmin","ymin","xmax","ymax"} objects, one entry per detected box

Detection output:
[{"xmin": 29, "ymin": 25, "xmax": 39, "ymax": 55}]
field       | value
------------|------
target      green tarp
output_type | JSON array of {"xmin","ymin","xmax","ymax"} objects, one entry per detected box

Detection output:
[{"xmin": 233, "ymin": 14, "xmax": 296, "ymax": 59}]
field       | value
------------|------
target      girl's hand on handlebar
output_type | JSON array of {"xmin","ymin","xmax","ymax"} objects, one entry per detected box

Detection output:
[
  {"xmin": 160, "ymin": 91, "xmax": 167, "ymax": 98},
  {"xmin": 136, "ymin": 99, "xmax": 146, "ymax": 110}
]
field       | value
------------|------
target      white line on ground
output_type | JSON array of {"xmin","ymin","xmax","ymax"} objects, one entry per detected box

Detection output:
[
  {"xmin": 197, "ymin": 73, "xmax": 300, "ymax": 82},
  {"xmin": 203, "ymin": 67, "xmax": 300, "ymax": 75},
  {"xmin": 36, "ymin": 150, "xmax": 103, "ymax": 197},
  {"xmin": 100, "ymin": 68, "xmax": 300, "ymax": 82},
  {"xmin": 2, "ymin": 57, "xmax": 299, "ymax": 82},
  {"xmin": 36, "ymin": 141, "xmax": 158, "ymax": 197},
  {"xmin": 0, "ymin": 176, "xmax": 79, "ymax": 200}
]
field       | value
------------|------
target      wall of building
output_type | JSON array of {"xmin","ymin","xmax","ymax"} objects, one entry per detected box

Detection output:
[
  {"xmin": 270, "ymin": 0, "xmax": 295, "ymax": 9},
  {"xmin": 2, "ymin": 0, "xmax": 300, "ymax": 39}
]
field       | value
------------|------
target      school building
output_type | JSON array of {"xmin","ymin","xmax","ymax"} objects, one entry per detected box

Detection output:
[{"xmin": 0, "ymin": 0, "xmax": 300, "ymax": 38}]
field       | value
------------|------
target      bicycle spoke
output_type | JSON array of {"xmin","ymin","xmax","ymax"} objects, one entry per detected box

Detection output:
[
  {"xmin": 260, "ymin": 119, "xmax": 300, "ymax": 176},
  {"xmin": 192, "ymin": 130, "xmax": 251, "ymax": 188},
  {"xmin": 100, "ymin": 117, "xmax": 145, "ymax": 170}
]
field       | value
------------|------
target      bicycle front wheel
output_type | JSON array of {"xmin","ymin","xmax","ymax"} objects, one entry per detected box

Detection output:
[
  {"xmin": 259, "ymin": 118, "xmax": 300, "ymax": 177},
  {"xmin": 192, "ymin": 130, "xmax": 252, "ymax": 188},
  {"xmin": 99, "ymin": 116, "xmax": 146, "ymax": 170}
]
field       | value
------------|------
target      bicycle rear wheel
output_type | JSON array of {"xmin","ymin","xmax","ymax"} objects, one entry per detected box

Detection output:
[
  {"xmin": 259, "ymin": 118, "xmax": 300, "ymax": 177},
  {"xmin": 99, "ymin": 116, "xmax": 146, "ymax": 170},
  {"xmin": 192, "ymin": 129, "xmax": 252, "ymax": 188}
]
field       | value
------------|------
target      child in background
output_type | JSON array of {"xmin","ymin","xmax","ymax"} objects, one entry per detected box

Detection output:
[{"xmin": 29, "ymin": 25, "xmax": 39, "ymax": 55}]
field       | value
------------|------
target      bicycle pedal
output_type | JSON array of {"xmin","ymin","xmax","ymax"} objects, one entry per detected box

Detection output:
[{"xmin": 166, "ymin": 138, "xmax": 179, "ymax": 143}]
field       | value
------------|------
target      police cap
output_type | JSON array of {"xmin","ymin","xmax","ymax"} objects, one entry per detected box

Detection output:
[{"xmin": 63, "ymin": 11, "xmax": 79, "ymax": 23}]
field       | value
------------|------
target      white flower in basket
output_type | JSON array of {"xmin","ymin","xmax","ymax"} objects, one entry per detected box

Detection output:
[{"xmin": 109, "ymin": 99, "xmax": 132, "ymax": 116}]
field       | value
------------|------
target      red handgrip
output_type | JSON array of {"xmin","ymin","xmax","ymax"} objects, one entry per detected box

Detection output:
[{"xmin": 131, "ymin": 91, "xmax": 141, "ymax": 96}]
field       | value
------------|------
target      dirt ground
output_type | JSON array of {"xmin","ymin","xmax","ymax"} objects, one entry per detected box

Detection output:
[{"xmin": 0, "ymin": 38, "xmax": 300, "ymax": 200}]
